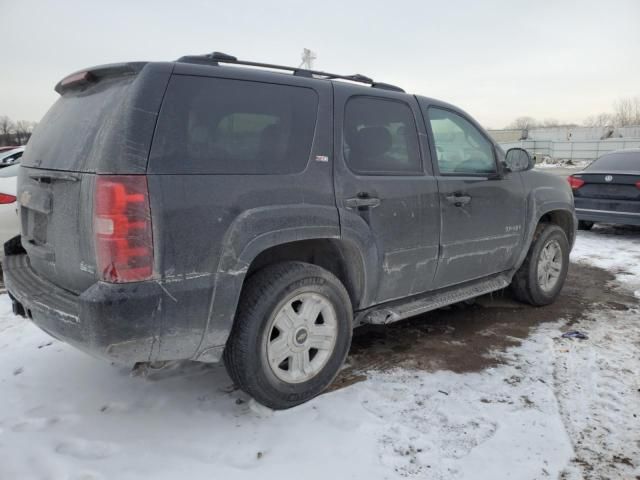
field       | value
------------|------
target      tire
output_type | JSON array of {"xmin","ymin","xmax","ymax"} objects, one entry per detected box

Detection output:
[
  {"xmin": 578, "ymin": 220, "xmax": 594, "ymax": 231},
  {"xmin": 510, "ymin": 224, "xmax": 570, "ymax": 306},
  {"xmin": 223, "ymin": 261, "xmax": 353, "ymax": 409}
]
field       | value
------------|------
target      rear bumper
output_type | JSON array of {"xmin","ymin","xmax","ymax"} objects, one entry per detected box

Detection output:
[
  {"xmin": 4, "ymin": 253, "xmax": 215, "ymax": 364},
  {"xmin": 575, "ymin": 208, "xmax": 640, "ymax": 226}
]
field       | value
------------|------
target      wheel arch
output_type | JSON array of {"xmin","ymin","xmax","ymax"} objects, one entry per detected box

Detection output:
[
  {"xmin": 245, "ymin": 238, "xmax": 366, "ymax": 310},
  {"xmin": 538, "ymin": 209, "xmax": 577, "ymax": 248},
  {"xmin": 195, "ymin": 234, "xmax": 369, "ymax": 363},
  {"xmin": 511, "ymin": 202, "xmax": 577, "ymax": 276}
]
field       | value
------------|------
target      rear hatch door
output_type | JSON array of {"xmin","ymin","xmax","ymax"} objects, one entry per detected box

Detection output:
[{"xmin": 18, "ymin": 62, "xmax": 172, "ymax": 293}]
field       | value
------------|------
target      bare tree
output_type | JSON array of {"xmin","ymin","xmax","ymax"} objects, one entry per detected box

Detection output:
[
  {"xmin": 613, "ymin": 98, "xmax": 632, "ymax": 126},
  {"xmin": 612, "ymin": 96, "xmax": 640, "ymax": 127},
  {"xmin": 583, "ymin": 112, "xmax": 614, "ymax": 127},
  {"xmin": 506, "ymin": 116, "xmax": 538, "ymax": 130},
  {"xmin": 540, "ymin": 118, "xmax": 562, "ymax": 128},
  {"xmin": 13, "ymin": 120, "xmax": 35, "ymax": 145},
  {"xmin": 0, "ymin": 116, "xmax": 14, "ymax": 145}
]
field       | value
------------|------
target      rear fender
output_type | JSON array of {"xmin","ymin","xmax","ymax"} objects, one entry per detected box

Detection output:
[{"xmin": 195, "ymin": 205, "xmax": 340, "ymax": 361}]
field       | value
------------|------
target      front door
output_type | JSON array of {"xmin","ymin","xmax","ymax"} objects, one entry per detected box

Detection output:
[
  {"xmin": 333, "ymin": 86, "xmax": 440, "ymax": 306},
  {"xmin": 422, "ymin": 104, "xmax": 526, "ymax": 289}
]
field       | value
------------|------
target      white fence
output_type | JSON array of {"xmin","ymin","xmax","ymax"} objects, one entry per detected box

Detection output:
[
  {"xmin": 489, "ymin": 125, "xmax": 640, "ymax": 143},
  {"xmin": 527, "ymin": 125, "xmax": 640, "ymax": 142},
  {"xmin": 499, "ymin": 139, "xmax": 640, "ymax": 161}
]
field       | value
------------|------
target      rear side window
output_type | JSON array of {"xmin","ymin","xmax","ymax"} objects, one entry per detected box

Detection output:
[
  {"xmin": 343, "ymin": 97, "xmax": 422, "ymax": 175},
  {"xmin": 149, "ymin": 76, "xmax": 319, "ymax": 174}
]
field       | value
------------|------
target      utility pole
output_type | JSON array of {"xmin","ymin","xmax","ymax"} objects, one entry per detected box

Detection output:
[{"xmin": 299, "ymin": 48, "xmax": 317, "ymax": 69}]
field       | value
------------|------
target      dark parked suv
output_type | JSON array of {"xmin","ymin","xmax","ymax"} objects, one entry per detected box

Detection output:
[{"xmin": 4, "ymin": 52, "xmax": 577, "ymax": 409}]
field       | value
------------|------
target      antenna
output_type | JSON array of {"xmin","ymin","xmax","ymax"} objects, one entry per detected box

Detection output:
[{"xmin": 299, "ymin": 48, "xmax": 317, "ymax": 70}]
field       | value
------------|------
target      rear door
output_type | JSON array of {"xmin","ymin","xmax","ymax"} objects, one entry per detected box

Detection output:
[
  {"xmin": 421, "ymin": 103, "xmax": 526, "ymax": 289},
  {"xmin": 333, "ymin": 84, "xmax": 440, "ymax": 305}
]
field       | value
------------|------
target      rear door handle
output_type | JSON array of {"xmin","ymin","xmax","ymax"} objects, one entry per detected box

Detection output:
[
  {"xmin": 345, "ymin": 196, "xmax": 381, "ymax": 209},
  {"xmin": 445, "ymin": 193, "xmax": 472, "ymax": 207}
]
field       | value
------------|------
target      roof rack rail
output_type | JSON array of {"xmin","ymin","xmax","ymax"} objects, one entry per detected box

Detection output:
[{"xmin": 176, "ymin": 51, "xmax": 405, "ymax": 93}]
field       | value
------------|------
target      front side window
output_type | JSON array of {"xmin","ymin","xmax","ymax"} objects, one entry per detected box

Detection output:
[
  {"xmin": 343, "ymin": 97, "xmax": 421, "ymax": 174},
  {"xmin": 428, "ymin": 108, "xmax": 496, "ymax": 175}
]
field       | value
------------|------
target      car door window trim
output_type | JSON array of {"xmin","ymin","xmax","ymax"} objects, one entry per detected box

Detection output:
[{"xmin": 342, "ymin": 95, "xmax": 424, "ymax": 177}]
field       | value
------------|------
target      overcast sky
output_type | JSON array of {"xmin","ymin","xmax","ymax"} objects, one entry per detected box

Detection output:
[{"xmin": 1, "ymin": 0, "xmax": 638, "ymax": 128}]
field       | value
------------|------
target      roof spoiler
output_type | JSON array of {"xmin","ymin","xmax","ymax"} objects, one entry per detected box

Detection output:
[{"xmin": 55, "ymin": 62, "xmax": 147, "ymax": 94}]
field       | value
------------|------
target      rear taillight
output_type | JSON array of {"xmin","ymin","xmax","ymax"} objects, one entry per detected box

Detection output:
[
  {"xmin": 94, "ymin": 175, "xmax": 153, "ymax": 283},
  {"xmin": 636, "ymin": 180, "xmax": 640, "ymax": 190},
  {"xmin": 567, "ymin": 175, "xmax": 585, "ymax": 190},
  {"xmin": 0, "ymin": 193, "xmax": 16, "ymax": 204}
]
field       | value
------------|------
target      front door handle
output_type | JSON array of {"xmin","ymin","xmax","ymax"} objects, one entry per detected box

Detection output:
[
  {"xmin": 345, "ymin": 195, "xmax": 381, "ymax": 209},
  {"xmin": 445, "ymin": 193, "xmax": 472, "ymax": 207}
]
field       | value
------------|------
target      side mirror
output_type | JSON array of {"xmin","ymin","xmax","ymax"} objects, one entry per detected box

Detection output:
[{"xmin": 505, "ymin": 148, "xmax": 534, "ymax": 173}]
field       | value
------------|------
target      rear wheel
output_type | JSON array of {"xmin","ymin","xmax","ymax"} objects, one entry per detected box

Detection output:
[
  {"xmin": 510, "ymin": 224, "xmax": 570, "ymax": 306},
  {"xmin": 224, "ymin": 262, "xmax": 352, "ymax": 409},
  {"xmin": 578, "ymin": 220, "xmax": 594, "ymax": 230}
]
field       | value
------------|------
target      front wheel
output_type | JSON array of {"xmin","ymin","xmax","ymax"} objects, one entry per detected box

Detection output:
[
  {"xmin": 223, "ymin": 262, "xmax": 353, "ymax": 409},
  {"xmin": 510, "ymin": 224, "xmax": 570, "ymax": 306}
]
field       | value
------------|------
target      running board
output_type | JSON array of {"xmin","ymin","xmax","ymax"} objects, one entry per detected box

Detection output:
[{"xmin": 356, "ymin": 274, "xmax": 511, "ymax": 325}]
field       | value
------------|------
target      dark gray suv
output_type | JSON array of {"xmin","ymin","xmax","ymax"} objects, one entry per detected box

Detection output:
[{"xmin": 4, "ymin": 52, "xmax": 577, "ymax": 409}]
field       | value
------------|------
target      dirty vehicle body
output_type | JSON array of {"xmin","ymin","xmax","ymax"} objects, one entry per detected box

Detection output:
[
  {"xmin": 4, "ymin": 53, "xmax": 577, "ymax": 409},
  {"xmin": 569, "ymin": 149, "xmax": 640, "ymax": 229}
]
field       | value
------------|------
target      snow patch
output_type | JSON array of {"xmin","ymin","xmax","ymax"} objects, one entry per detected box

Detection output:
[{"xmin": 0, "ymin": 227, "xmax": 639, "ymax": 478}]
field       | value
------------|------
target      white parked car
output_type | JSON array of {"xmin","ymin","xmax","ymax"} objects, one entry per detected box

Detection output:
[
  {"xmin": 0, "ymin": 163, "xmax": 20, "ymax": 247},
  {"xmin": 0, "ymin": 147, "xmax": 25, "ymax": 167}
]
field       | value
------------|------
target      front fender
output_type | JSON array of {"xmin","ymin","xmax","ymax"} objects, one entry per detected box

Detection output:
[{"xmin": 513, "ymin": 171, "xmax": 577, "ymax": 271}]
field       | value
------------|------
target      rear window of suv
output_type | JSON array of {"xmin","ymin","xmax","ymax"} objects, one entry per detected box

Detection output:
[
  {"xmin": 149, "ymin": 76, "xmax": 319, "ymax": 174},
  {"xmin": 22, "ymin": 76, "xmax": 134, "ymax": 172}
]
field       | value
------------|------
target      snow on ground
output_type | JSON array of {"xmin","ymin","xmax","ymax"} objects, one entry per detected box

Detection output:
[
  {"xmin": 553, "ymin": 306, "xmax": 640, "ymax": 479},
  {"xmin": 534, "ymin": 158, "xmax": 590, "ymax": 170},
  {"xmin": 0, "ymin": 226, "xmax": 639, "ymax": 480},
  {"xmin": 572, "ymin": 224, "xmax": 640, "ymax": 298},
  {"xmin": 536, "ymin": 163, "xmax": 567, "ymax": 169}
]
